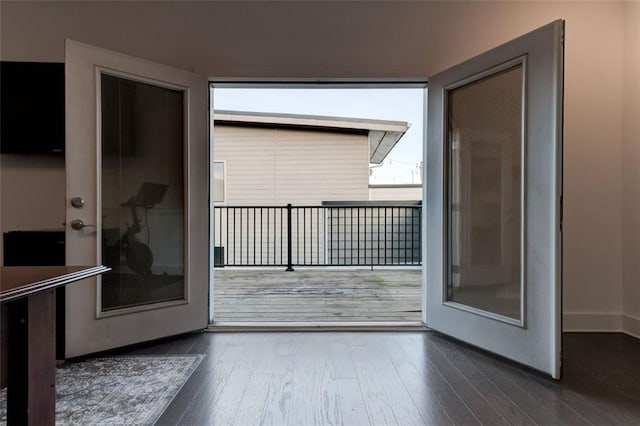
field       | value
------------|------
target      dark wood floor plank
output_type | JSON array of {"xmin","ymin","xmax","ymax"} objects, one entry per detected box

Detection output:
[
  {"xmin": 154, "ymin": 334, "xmax": 213, "ymax": 425},
  {"xmin": 154, "ymin": 369, "xmax": 208, "ymax": 426},
  {"xmin": 122, "ymin": 331, "xmax": 201, "ymax": 356},
  {"xmin": 445, "ymin": 334, "xmax": 625, "ymax": 426},
  {"xmin": 558, "ymin": 333, "xmax": 640, "ymax": 425},
  {"xmin": 382, "ymin": 335, "xmax": 454, "ymax": 425},
  {"xmin": 335, "ymin": 377, "xmax": 370, "ymax": 425},
  {"xmin": 287, "ymin": 335, "xmax": 343, "ymax": 426},
  {"xmin": 436, "ymin": 334, "xmax": 593, "ymax": 425},
  {"xmin": 398, "ymin": 335, "xmax": 482, "ymax": 425},
  {"xmin": 420, "ymin": 335, "xmax": 513, "ymax": 425},
  {"xmin": 329, "ymin": 338, "xmax": 358, "ymax": 379},
  {"xmin": 350, "ymin": 344, "xmax": 401, "ymax": 425},
  {"xmin": 564, "ymin": 333, "xmax": 640, "ymax": 396},
  {"xmin": 526, "ymin": 373, "xmax": 625, "ymax": 426},
  {"xmin": 233, "ymin": 372, "xmax": 272, "ymax": 425},
  {"xmin": 468, "ymin": 340, "xmax": 635, "ymax": 426},
  {"xmin": 259, "ymin": 352, "xmax": 295, "ymax": 426},
  {"xmin": 354, "ymin": 336, "xmax": 426, "ymax": 425},
  {"xmin": 424, "ymin": 334, "xmax": 536, "ymax": 425},
  {"xmin": 178, "ymin": 336, "xmax": 256, "ymax": 425}
]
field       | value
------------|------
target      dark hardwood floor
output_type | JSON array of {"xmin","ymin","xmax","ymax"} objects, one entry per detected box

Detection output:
[{"xmin": 119, "ymin": 332, "xmax": 640, "ymax": 425}]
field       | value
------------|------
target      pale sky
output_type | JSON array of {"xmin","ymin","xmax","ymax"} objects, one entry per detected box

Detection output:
[{"xmin": 212, "ymin": 87, "xmax": 424, "ymax": 184}]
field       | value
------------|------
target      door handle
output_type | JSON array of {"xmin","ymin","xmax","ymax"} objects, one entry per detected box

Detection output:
[{"xmin": 70, "ymin": 219, "xmax": 96, "ymax": 231}]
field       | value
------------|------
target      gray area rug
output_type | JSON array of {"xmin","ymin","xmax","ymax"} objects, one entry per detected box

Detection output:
[{"xmin": 0, "ymin": 354, "xmax": 204, "ymax": 425}]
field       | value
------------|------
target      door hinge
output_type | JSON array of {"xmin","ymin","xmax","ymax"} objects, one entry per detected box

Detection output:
[{"xmin": 559, "ymin": 195, "xmax": 563, "ymax": 232}]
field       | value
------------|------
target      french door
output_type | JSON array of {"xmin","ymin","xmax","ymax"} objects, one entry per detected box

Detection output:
[
  {"xmin": 64, "ymin": 40, "xmax": 209, "ymax": 358},
  {"xmin": 63, "ymin": 20, "xmax": 562, "ymax": 374},
  {"xmin": 425, "ymin": 21, "xmax": 564, "ymax": 378}
]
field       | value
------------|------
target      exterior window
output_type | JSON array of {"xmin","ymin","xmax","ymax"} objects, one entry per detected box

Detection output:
[{"xmin": 213, "ymin": 162, "xmax": 225, "ymax": 203}]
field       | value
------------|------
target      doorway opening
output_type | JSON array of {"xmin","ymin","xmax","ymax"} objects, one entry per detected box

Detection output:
[{"xmin": 209, "ymin": 83, "xmax": 426, "ymax": 325}]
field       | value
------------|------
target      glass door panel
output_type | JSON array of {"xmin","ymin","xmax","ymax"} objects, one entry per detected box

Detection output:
[
  {"xmin": 446, "ymin": 63, "xmax": 524, "ymax": 323},
  {"xmin": 100, "ymin": 73, "xmax": 185, "ymax": 312}
]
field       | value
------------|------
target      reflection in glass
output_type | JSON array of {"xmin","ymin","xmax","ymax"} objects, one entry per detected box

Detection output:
[
  {"xmin": 446, "ymin": 64, "xmax": 523, "ymax": 321},
  {"xmin": 213, "ymin": 162, "xmax": 225, "ymax": 203},
  {"xmin": 100, "ymin": 74, "xmax": 185, "ymax": 311}
]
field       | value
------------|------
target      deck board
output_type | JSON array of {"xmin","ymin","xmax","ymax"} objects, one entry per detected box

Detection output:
[{"xmin": 213, "ymin": 269, "xmax": 422, "ymax": 322}]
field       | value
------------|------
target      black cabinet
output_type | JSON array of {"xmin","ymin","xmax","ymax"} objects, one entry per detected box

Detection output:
[
  {"xmin": 3, "ymin": 231, "xmax": 65, "ymax": 266},
  {"xmin": 3, "ymin": 231, "xmax": 66, "ymax": 359}
]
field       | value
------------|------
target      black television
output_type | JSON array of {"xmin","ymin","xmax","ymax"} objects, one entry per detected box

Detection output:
[{"xmin": 1, "ymin": 61, "xmax": 65, "ymax": 155}]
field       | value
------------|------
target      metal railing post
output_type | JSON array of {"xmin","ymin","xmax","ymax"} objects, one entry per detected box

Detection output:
[{"xmin": 286, "ymin": 203, "xmax": 294, "ymax": 271}]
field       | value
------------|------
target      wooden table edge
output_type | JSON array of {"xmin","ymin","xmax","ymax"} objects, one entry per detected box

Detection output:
[{"xmin": 0, "ymin": 266, "xmax": 111, "ymax": 303}]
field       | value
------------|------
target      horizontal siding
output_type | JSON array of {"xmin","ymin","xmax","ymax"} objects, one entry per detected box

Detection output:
[
  {"xmin": 214, "ymin": 125, "xmax": 369, "ymax": 205},
  {"xmin": 214, "ymin": 125, "xmax": 277, "ymax": 204}
]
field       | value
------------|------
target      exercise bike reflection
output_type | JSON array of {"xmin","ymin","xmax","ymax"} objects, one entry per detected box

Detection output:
[{"xmin": 102, "ymin": 182, "xmax": 183, "ymax": 311}]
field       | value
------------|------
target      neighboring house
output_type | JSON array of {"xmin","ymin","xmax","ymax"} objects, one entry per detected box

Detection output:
[
  {"xmin": 213, "ymin": 110, "xmax": 409, "ymax": 206},
  {"xmin": 212, "ymin": 111, "xmax": 418, "ymax": 266}
]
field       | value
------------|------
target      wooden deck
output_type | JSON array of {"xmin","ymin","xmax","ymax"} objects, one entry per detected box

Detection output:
[{"xmin": 213, "ymin": 268, "xmax": 422, "ymax": 322}]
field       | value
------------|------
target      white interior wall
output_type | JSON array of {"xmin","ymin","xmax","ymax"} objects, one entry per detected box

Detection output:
[
  {"xmin": 0, "ymin": 1, "xmax": 635, "ymax": 334},
  {"xmin": 622, "ymin": 1, "xmax": 640, "ymax": 338},
  {"xmin": 0, "ymin": 155, "xmax": 66, "ymax": 265}
]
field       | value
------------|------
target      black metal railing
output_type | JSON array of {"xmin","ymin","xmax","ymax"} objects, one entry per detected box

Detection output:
[{"xmin": 213, "ymin": 203, "xmax": 421, "ymax": 270}]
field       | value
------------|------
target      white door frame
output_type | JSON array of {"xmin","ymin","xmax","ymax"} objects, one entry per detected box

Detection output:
[{"xmin": 207, "ymin": 81, "xmax": 428, "ymax": 326}]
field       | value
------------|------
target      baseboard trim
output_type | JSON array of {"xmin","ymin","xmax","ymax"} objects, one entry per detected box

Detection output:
[
  {"xmin": 622, "ymin": 314, "xmax": 640, "ymax": 339},
  {"xmin": 563, "ymin": 312, "xmax": 623, "ymax": 332},
  {"xmin": 563, "ymin": 312, "xmax": 640, "ymax": 339}
]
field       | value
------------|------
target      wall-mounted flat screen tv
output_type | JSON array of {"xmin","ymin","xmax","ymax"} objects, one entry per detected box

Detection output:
[{"xmin": 1, "ymin": 61, "xmax": 65, "ymax": 155}]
